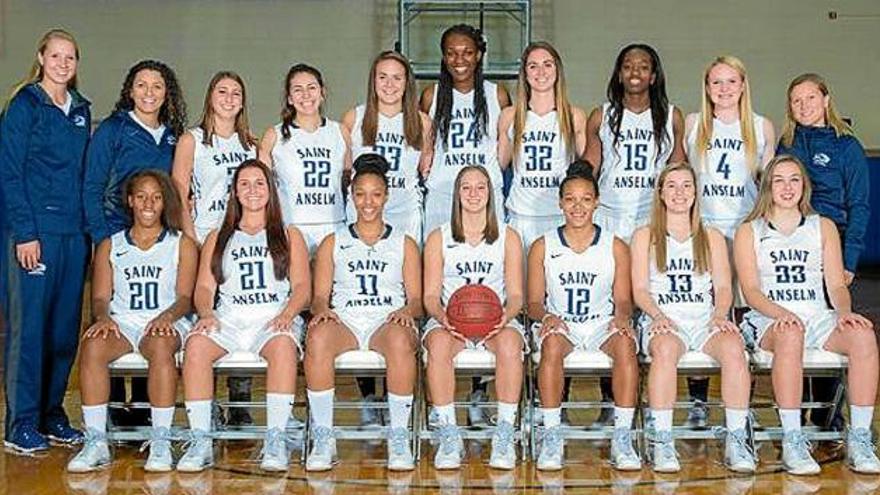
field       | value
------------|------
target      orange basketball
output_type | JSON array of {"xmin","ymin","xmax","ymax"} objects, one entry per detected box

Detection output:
[{"xmin": 446, "ymin": 284, "xmax": 504, "ymax": 341}]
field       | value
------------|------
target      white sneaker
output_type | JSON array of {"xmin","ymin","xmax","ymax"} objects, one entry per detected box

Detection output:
[
  {"xmin": 782, "ymin": 430, "xmax": 820, "ymax": 476},
  {"xmin": 847, "ymin": 427, "xmax": 880, "ymax": 474},
  {"xmin": 142, "ymin": 426, "xmax": 174, "ymax": 472},
  {"xmin": 488, "ymin": 420, "xmax": 517, "ymax": 470},
  {"xmin": 260, "ymin": 427, "xmax": 290, "ymax": 472},
  {"xmin": 536, "ymin": 425, "xmax": 564, "ymax": 471},
  {"xmin": 386, "ymin": 427, "xmax": 415, "ymax": 471},
  {"xmin": 724, "ymin": 428, "xmax": 756, "ymax": 473},
  {"xmin": 306, "ymin": 425, "xmax": 337, "ymax": 472},
  {"xmin": 433, "ymin": 423, "xmax": 464, "ymax": 470},
  {"xmin": 176, "ymin": 429, "xmax": 214, "ymax": 472},
  {"xmin": 651, "ymin": 430, "xmax": 680, "ymax": 473},
  {"xmin": 67, "ymin": 428, "xmax": 111, "ymax": 472},
  {"xmin": 610, "ymin": 428, "xmax": 642, "ymax": 471}
]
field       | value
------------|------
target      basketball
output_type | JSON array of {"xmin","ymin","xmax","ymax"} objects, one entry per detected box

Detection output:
[{"xmin": 446, "ymin": 284, "xmax": 504, "ymax": 340}]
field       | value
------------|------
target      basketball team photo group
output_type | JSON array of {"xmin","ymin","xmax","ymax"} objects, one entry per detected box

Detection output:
[{"xmin": 0, "ymin": 8, "xmax": 878, "ymax": 493}]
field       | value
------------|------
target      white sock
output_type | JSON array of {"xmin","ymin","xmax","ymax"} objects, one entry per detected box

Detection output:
[
  {"xmin": 653, "ymin": 409, "xmax": 673, "ymax": 432},
  {"xmin": 387, "ymin": 393, "xmax": 413, "ymax": 430},
  {"xmin": 151, "ymin": 406, "xmax": 175, "ymax": 430},
  {"xmin": 266, "ymin": 393, "xmax": 294, "ymax": 431},
  {"xmin": 614, "ymin": 407, "xmax": 635, "ymax": 430},
  {"xmin": 725, "ymin": 408, "xmax": 748, "ymax": 431},
  {"xmin": 779, "ymin": 408, "xmax": 801, "ymax": 433},
  {"xmin": 307, "ymin": 389, "xmax": 334, "ymax": 429},
  {"xmin": 851, "ymin": 405, "xmax": 875, "ymax": 430},
  {"xmin": 497, "ymin": 402, "xmax": 518, "ymax": 425},
  {"xmin": 434, "ymin": 404, "xmax": 456, "ymax": 426},
  {"xmin": 541, "ymin": 408, "xmax": 561, "ymax": 428},
  {"xmin": 185, "ymin": 400, "xmax": 212, "ymax": 432},
  {"xmin": 82, "ymin": 404, "xmax": 108, "ymax": 432}
]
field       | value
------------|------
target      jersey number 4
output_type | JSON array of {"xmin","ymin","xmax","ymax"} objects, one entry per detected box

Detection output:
[{"xmin": 449, "ymin": 122, "xmax": 480, "ymax": 148}]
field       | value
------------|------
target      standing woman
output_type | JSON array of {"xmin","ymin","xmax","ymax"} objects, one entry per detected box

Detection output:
[
  {"xmin": 172, "ymin": 71, "xmax": 257, "ymax": 244},
  {"xmin": 83, "ymin": 59, "xmax": 187, "ymax": 243},
  {"xmin": 420, "ymin": 24, "xmax": 511, "ymax": 235},
  {"xmin": 683, "ymin": 55, "xmax": 775, "ymax": 425},
  {"xmin": 178, "ymin": 160, "xmax": 311, "ymax": 473},
  {"xmin": 499, "ymin": 41, "xmax": 587, "ymax": 251},
  {"xmin": 585, "ymin": 43, "xmax": 685, "ymax": 243},
  {"xmin": 735, "ymin": 155, "xmax": 880, "ymax": 475},
  {"xmin": 67, "ymin": 171, "xmax": 198, "ymax": 472},
  {"xmin": 777, "ymin": 73, "xmax": 869, "ymax": 286},
  {"xmin": 685, "ymin": 56, "xmax": 775, "ymax": 240},
  {"xmin": 259, "ymin": 64, "xmax": 351, "ymax": 255},
  {"xmin": 423, "ymin": 166, "xmax": 524, "ymax": 470},
  {"xmin": 631, "ymin": 163, "xmax": 753, "ymax": 473},
  {"xmin": 0, "ymin": 29, "xmax": 91, "ymax": 453},
  {"xmin": 527, "ymin": 162, "xmax": 639, "ymax": 472},
  {"xmin": 342, "ymin": 51, "xmax": 432, "ymax": 243},
  {"xmin": 304, "ymin": 154, "xmax": 422, "ymax": 472}
]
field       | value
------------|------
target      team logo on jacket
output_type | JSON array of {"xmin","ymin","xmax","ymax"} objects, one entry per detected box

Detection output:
[
  {"xmin": 166, "ymin": 135, "xmax": 177, "ymax": 146},
  {"xmin": 812, "ymin": 153, "xmax": 830, "ymax": 167},
  {"xmin": 73, "ymin": 115, "xmax": 87, "ymax": 127}
]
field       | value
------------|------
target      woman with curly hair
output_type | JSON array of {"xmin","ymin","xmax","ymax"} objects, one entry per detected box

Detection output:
[{"xmin": 84, "ymin": 59, "xmax": 187, "ymax": 244}]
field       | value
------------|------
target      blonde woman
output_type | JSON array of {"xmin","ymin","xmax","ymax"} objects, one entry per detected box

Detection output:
[
  {"xmin": 735, "ymin": 155, "xmax": 879, "ymax": 475},
  {"xmin": 631, "ymin": 163, "xmax": 752, "ymax": 473}
]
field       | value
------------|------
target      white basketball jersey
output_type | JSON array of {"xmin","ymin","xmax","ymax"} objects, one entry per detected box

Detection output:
[
  {"xmin": 331, "ymin": 223, "xmax": 406, "ymax": 314},
  {"xmin": 440, "ymin": 222, "xmax": 507, "ymax": 305},
  {"xmin": 507, "ymin": 110, "xmax": 570, "ymax": 217},
  {"xmin": 427, "ymin": 81, "xmax": 503, "ymax": 197},
  {"xmin": 272, "ymin": 119, "xmax": 347, "ymax": 225},
  {"xmin": 598, "ymin": 103, "xmax": 675, "ymax": 216},
  {"xmin": 687, "ymin": 115, "xmax": 765, "ymax": 233},
  {"xmin": 751, "ymin": 215, "xmax": 827, "ymax": 319},
  {"xmin": 216, "ymin": 230, "xmax": 290, "ymax": 314},
  {"xmin": 350, "ymin": 105, "xmax": 422, "ymax": 216},
  {"xmin": 648, "ymin": 234, "xmax": 714, "ymax": 325},
  {"xmin": 189, "ymin": 127, "xmax": 257, "ymax": 235},
  {"xmin": 109, "ymin": 230, "xmax": 181, "ymax": 316},
  {"xmin": 543, "ymin": 225, "xmax": 615, "ymax": 325}
]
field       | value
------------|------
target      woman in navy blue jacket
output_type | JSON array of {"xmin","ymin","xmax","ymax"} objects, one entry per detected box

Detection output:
[
  {"xmin": 0, "ymin": 29, "xmax": 91, "ymax": 454},
  {"xmin": 83, "ymin": 59, "xmax": 187, "ymax": 244},
  {"xmin": 777, "ymin": 73, "xmax": 869, "ymax": 285}
]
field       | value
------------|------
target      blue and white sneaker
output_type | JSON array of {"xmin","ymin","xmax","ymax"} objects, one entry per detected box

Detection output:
[
  {"xmin": 433, "ymin": 423, "xmax": 464, "ymax": 470},
  {"xmin": 67, "ymin": 428, "xmax": 111, "ymax": 472},
  {"xmin": 386, "ymin": 427, "xmax": 415, "ymax": 471},
  {"xmin": 177, "ymin": 429, "xmax": 214, "ymax": 472},
  {"xmin": 5, "ymin": 423, "xmax": 50, "ymax": 454},
  {"xmin": 610, "ymin": 428, "xmax": 641, "ymax": 471},
  {"xmin": 536, "ymin": 425, "xmax": 564, "ymax": 471},
  {"xmin": 723, "ymin": 428, "xmax": 757, "ymax": 473},
  {"xmin": 45, "ymin": 418, "xmax": 84, "ymax": 445},
  {"xmin": 305, "ymin": 425, "xmax": 337, "ymax": 472},
  {"xmin": 260, "ymin": 427, "xmax": 290, "ymax": 472},
  {"xmin": 142, "ymin": 426, "xmax": 174, "ymax": 472},
  {"xmin": 847, "ymin": 427, "xmax": 880, "ymax": 474},
  {"xmin": 489, "ymin": 420, "xmax": 517, "ymax": 470},
  {"xmin": 651, "ymin": 430, "xmax": 680, "ymax": 473},
  {"xmin": 782, "ymin": 430, "xmax": 820, "ymax": 476}
]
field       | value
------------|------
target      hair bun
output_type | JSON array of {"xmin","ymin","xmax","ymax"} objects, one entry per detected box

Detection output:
[
  {"xmin": 565, "ymin": 159, "xmax": 595, "ymax": 181},
  {"xmin": 353, "ymin": 153, "xmax": 390, "ymax": 176}
]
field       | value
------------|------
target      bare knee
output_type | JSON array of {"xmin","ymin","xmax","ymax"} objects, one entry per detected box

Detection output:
[
  {"xmin": 140, "ymin": 335, "xmax": 179, "ymax": 363},
  {"xmin": 183, "ymin": 337, "xmax": 219, "ymax": 371},
  {"xmin": 305, "ymin": 323, "xmax": 335, "ymax": 361},
  {"xmin": 425, "ymin": 330, "xmax": 458, "ymax": 364},
  {"xmin": 650, "ymin": 335, "xmax": 682, "ymax": 365},
  {"xmin": 607, "ymin": 334, "xmax": 638, "ymax": 363},
  {"xmin": 262, "ymin": 336, "xmax": 298, "ymax": 364},
  {"xmin": 772, "ymin": 328, "xmax": 805, "ymax": 359},
  {"xmin": 80, "ymin": 338, "xmax": 113, "ymax": 367},
  {"xmin": 492, "ymin": 330, "xmax": 524, "ymax": 363},
  {"xmin": 381, "ymin": 326, "xmax": 417, "ymax": 361},
  {"xmin": 539, "ymin": 335, "xmax": 568, "ymax": 367}
]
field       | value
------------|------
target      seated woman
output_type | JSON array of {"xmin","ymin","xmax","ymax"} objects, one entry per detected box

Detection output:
[
  {"xmin": 527, "ymin": 161, "xmax": 639, "ymax": 472},
  {"xmin": 68, "ymin": 170, "xmax": 198, "ymax": 472},
  {"xmin": 304, "ymin": 154, "xmax": 423, "ymax": 472},
  {"xmin": 423, "ymin": 165, "xmax": 525, "ymax": 471},
  {"xmin": 735, "ymin": 154, "xmax": 880, "ymax": 475},
  {"xmin": 178, "ymin": 159, "xmax": 311, "ymax": 473},
  {"xmin": 632, "ymin": 162, "xmax": 753, "ymax": 473}
]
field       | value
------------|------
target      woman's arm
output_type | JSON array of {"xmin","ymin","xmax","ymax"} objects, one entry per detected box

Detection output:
[
  {"xmin": 422, "ymin": 228, "xmax": 447, "ymax": 323},
  {"xmin": 611, "ymin": 237, "xmax": 634, "ymax": 332},
  {"xmin": 258, "ymin": 126, "xmax": 277, "ymax": 167},
  {"xmin": 496, "ymin": 106, "xmax": 515, "ymax": 170},
  {"xmin": 571, "ymin": 105, "xmax": 589, "ymax": 159},
  {"xmin": 583, "ymin": 106, "xmax": 603, "ymax": 175},
  {"xmin": 271, "ymin": 226, "xmax": 312, "ymax": 330},
  {"xmin": 733, "ymin": 222, "xmax": 799, "ymax": 323},
  {"xmin": 668, "ymin": 106, "xmax": 687, "ymax": 163},
  {"xmin": 145, "ymin": 234, "xmax": 199, "ymax": 336},
  {"xmin": 171, "ymin": 132, "xmax": 198, "ymax": 241},
  {"xmin": 83, "ymin": 239, "xmax": 122, "ymax": 339},
  {"xmin": 310, "ymin": 233, "xmax": 336, "ymax": 316},
  {"xmin": 706, "ymin": 228, "xmax": 738, "ymax": 332},
  {"xmin": 499, "ymin": 227, "xmax": 524, "ymax": 327},
  {"xmin": 525, "ymin": 237, "xmax": 547, "ymax": 321},
  {"xmin": 387, "ymin": 236, "xmax": 425, "ymax": 328},
  {"xmin": 418, "ymin": 112, "xmax": 434, "ymax": 178}
]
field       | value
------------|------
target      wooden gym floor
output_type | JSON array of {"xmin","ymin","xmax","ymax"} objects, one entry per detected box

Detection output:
[{"xmin": 3, "ymin": 277, "xmax": 880, "ymax": 494}]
